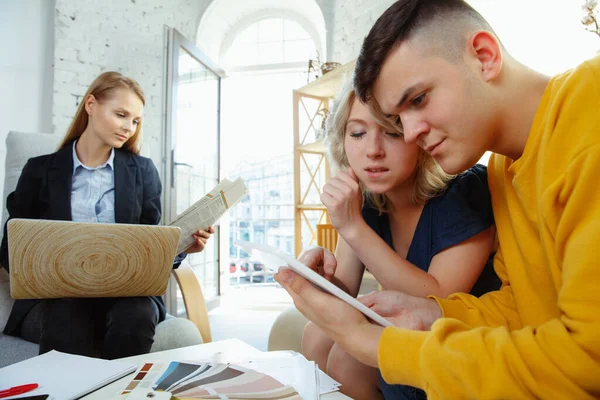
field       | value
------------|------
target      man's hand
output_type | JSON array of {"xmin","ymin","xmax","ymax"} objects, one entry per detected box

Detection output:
[
  {"xmin": 275, "ymin": 269, "xmax": 383, "ymax": 368},
  {"xmin": 186, "ymin": 226, "xmax": 215, "ymax": 254},
  {"xmin": 298, "ymin": 246, "xmax": 337, "ymax": 281},
  {"xmin": 358, "ymin": 290, "xmax": 442, "ymax": 330}
]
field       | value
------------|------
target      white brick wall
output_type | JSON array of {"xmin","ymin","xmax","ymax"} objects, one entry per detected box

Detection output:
[
  {"xmin": 314, "ymin": 0, "xmax": 335, "ymax": 61},
  {"xmin": 330, "ymin": 0, "xmax": 395, "ymax": 63},
  {"xmin": 53, "ymin": 0, "xmax": 209, "ymax": 172},
  {"xmin": 52, "ymin": 0, "xmax": 340, "ymax": 176}
]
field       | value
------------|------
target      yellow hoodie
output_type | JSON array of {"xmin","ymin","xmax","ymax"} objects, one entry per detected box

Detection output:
[{"xmin": 378, "ymin": 55, "xmax": 600, "ymax": 398}]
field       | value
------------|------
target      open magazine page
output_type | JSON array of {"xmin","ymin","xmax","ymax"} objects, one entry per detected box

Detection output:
[
  {"xmin": 170, "ymin": 177, "xmax": 248, "ymax": 254},
  {"xmin": 170, "ymin": 179, "xmax": 232, "ymax": 224}
]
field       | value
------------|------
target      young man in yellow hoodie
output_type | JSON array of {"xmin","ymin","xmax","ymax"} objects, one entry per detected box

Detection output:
[{"xmin": 274, "ymin": 0, "xmax": 600, "ymax": 398}]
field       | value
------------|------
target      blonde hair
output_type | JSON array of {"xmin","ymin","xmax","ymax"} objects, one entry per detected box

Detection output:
[
  {"xmin": 58, "ymin": 71, "xmax": 145, "ymax": 154},
  {"xmin": 325, "ymin": 79, "xmax": 452, "ymax": 213}
]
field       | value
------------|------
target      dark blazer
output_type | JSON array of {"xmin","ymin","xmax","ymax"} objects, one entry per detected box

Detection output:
[{"xmin": 1, "ymin": 141, "xmax": 172, "ymax": 336}]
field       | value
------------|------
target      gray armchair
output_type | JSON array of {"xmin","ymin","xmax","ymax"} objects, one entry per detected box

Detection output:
[{"xmin": 0, "ymin": 131, "xmax": 209, "ymax": 368}]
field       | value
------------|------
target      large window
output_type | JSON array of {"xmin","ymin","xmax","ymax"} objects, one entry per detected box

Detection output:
[
  {"xmin": 224, "ymin": 18, "xmax": 317, "ymax": 68},
  {"xmin": 220, "ymin": 17, "xmax": 317, "ymax": 288}
]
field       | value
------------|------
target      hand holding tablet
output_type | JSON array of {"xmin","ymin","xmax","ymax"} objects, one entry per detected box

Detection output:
[{"xmin": 234, "ymin": 240, "xmax": 393, "ymax": 327}]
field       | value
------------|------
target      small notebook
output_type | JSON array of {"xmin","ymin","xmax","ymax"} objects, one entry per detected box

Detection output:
[{"xmin": 0, "ymin": 350, "xmax": 136, "ymax": 400}]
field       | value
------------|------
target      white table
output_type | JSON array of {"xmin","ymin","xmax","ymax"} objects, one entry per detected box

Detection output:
[{"xmin": 82, "ymin": 338, "xmax": 350, "ymax": 399}]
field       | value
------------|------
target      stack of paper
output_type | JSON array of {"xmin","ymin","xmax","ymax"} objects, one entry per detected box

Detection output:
[
  {"xmin": 319, "ymin": 370, "xmax": 343, "ymax": 395},
  {"xmin": 0, "ymin": 350, "xmax": 136, "ymax": 400},
  {"xmin": 234, "ymin": 351, "xmax": 341, "ymax": 397}
]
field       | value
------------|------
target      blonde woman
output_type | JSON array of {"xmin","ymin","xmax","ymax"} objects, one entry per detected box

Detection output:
[
  {"xmin": 0, "ymin": 72, "xmax": 213, "ymax": 359},
  {"xmin": 301, "ymin": 81, "xmax": 500, "ymax": 400}
]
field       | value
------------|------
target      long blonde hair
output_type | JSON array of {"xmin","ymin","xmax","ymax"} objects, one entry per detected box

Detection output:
[
  {"xmin": 325, "ymin": 79, "xmax": 452, "ymax": 213},
  {"xmin": 58, "ymin": 71, "xmax": 145, "ymax": 154}
]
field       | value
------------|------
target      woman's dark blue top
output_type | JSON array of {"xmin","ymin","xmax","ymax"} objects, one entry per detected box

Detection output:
[{"xmin": 362, "ymin": 164, "xmax": 500, "ymax": 296}]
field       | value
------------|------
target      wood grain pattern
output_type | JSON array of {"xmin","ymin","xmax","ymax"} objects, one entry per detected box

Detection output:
[{"xmin": 8, "ymin": 219, "xmax": 181, "ymax": 299}]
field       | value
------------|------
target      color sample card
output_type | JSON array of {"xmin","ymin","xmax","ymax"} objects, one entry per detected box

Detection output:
[
  {"xmin": 120, "ymin": 361, "xmax": 301, "ymax": 399},
  {"xmin": 121, "ymin": 362, "xmax": 164, "ymax": 395}
]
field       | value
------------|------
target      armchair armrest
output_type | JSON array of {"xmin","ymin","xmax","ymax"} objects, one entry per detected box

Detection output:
[{"xmin": 171, "ymin": 261, "xmax": 212, "ymax": 343}]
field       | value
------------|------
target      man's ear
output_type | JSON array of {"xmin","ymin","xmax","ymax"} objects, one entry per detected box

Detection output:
[
  {"xmin": 468, "ymin": 30, "xmax": 503, "ymax": 82},
  {"xmin": 84, "ymin": 94, "xmax": 97, "ymax": 115}
]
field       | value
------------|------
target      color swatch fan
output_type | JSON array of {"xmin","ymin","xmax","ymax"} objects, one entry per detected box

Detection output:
[{"xmin": 121, "ymin": 361, "xmax": 303, "ymax": 399}]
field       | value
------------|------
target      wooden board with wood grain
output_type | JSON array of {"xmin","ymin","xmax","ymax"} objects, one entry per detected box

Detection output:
[{"xmin": 7, "ymin": 219, "xmax": 181, "ymax": 299}]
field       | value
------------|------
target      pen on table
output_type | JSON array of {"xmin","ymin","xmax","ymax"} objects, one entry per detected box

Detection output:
[{"xmin": 0, "ymin": 383, "xmax": 39, "ymax": 399}]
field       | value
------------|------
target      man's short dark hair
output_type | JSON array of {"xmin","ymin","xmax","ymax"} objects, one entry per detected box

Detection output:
[{"xmin": 354, "ymin": 0, "xmax": 489, "ymax": 102}]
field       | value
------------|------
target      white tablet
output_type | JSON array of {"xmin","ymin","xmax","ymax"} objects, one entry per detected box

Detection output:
[{"xmin": 234, "ymin": 240, "xmax": 393, "ymax": 327}]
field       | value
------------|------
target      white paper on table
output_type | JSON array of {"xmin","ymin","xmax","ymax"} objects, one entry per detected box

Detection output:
[
  {"xmin": 181, "ymin": 351, "xmax": 322, "ymax": 400},
  {"xmin": 169, "ymin": 177, "xmax": 247, "ymax": 253},
  {"xmin": 318, "ymin": 369, "xmax": 342, "ymax": 394},
  {"xmin": 245, "ymin": 352, "xmax": 341, "ymax": 395},
  {"xmin": 0, "ymin": 350, "xmax": 136, "ymax": 400},
  {"xmin": 232, "ymin": 351, "xmax": 328, "ymax": 400}
]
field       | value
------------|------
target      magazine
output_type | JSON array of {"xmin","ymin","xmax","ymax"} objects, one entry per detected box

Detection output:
[{"xmin": 170, "ymin": 177, "xmax": 247, "ymax": 254}]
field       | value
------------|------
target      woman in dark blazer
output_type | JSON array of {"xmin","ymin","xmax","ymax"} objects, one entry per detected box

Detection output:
[{"xmin": 0, "ymin": 71, "xmax": 213, "ymax": 359}]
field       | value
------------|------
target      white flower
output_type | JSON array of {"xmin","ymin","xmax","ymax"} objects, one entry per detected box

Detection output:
[
  {"xmin": 582, "ymin": 14, "xmax": 596, "ymax": 25},
  {"xmin": 583, "ymin": 0, "xmax": 598, "ymax": 12}
]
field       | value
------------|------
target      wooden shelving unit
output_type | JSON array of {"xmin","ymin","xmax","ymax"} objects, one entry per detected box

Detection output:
[{"xmin": 293, "ymin": 60, "xmax": 355, "ymax": 256}]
